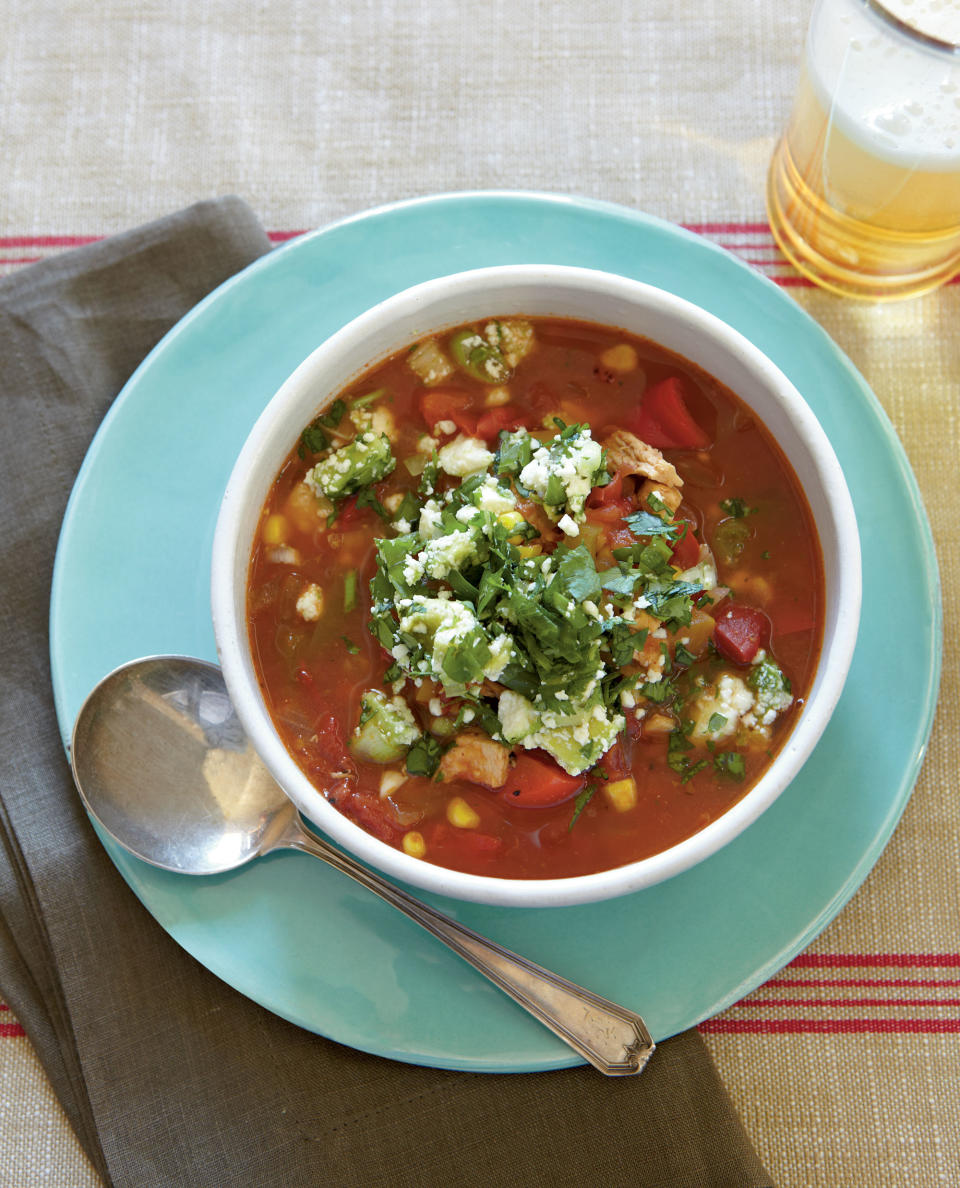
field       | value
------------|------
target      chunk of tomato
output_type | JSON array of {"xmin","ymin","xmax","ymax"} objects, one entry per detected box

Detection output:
[
  {"xmin": 501, "ymin": 751, "xmax": 586, "ymax": 808},
  {"xmin": 713, "ymin": 604, "xmax": 771, "ymax": 665},
  {"xmin": 474, "ymin": 405, "xmax": 526, "ymax": 444},
  {"xmin": 625, "ymin": 377, "xmax": 711, "ymax": 451},
  {"xmin": 418, "ymin": 389, "xmax": 478, "ymax": 436}
]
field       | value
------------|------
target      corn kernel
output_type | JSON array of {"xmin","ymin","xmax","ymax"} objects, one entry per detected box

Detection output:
[
  {"xmin": 599, "ymin": 343, "xmax": 639, "ymax": 372},
  {"xmin": 446, "ymin": 796, "xmax": 481, "ymax": 829},
  {"xmin": 402, "ymin": 830, "xmax": 426, "ymax": 858},
  {"xmin": 498, "ymin": 511, "xmax": 525, "ymax": 532},
  {"xmin": 379, "ymin": 770, "xmax": 406, "ymax": 798},
  {"xmin": 262, "ymin": 513, "xmax": 288, "ymax": 546},
  {"xmin": 604, "ymin": 777, "xmax": 638, "ymax": 812},
  {"xmin": 516, "ymin": 543, "xmax": 543, "ymax": 558}
]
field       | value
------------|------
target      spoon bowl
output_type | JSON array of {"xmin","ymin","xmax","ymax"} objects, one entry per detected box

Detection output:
[
  {"xmin": 71, "ymin": 655, "xmax": 294, "ymax": 875},
  {"xmin": 70, "ymin": 655, "xmax": 655, "ymax": 1076}
]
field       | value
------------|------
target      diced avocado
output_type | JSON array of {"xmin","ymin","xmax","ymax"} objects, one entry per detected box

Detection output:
[
  {"xmin": 306, "ymin": 432, "xmax": 395, "ymax": 500},
  {"xmin": 497, "ymin": 689, "xmax": 624, "ymax": 776},
  {"xmin": 449, "ymin": 328, "xmax": 511, "ymax": 384},
  {"xmin": 350, "ymin": 689, "xmax": 421, "ymax": 764},
  {"xmin": 497, "ymin": 690, "xmax": 539, "ymax": 744}
]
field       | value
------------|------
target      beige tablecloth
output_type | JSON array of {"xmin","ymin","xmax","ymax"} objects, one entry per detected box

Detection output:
[{"xmin": 2, "ymin": 2, "xmax": 957, "ymax": 1184}]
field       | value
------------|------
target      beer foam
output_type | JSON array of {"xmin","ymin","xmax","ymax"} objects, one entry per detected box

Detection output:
[{"xmin": 807, "ymin": 0, "xmax": 960, "ymax": 169}]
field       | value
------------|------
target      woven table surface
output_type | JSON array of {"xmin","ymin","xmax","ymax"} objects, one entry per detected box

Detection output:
[{"xmin": 2, "ymin": 2, "xmax": 957, "ymax": 1184}]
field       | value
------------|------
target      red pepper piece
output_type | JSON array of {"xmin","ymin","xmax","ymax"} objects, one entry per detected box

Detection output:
[
  {"xmin": 599, "ymin": 738, "xmax": 631, "ymax": 779},
  {"xmin": 670, "ymin": 519, "xmax": 701, "ymax": 570},
  {"xmin": 501, "ymin": 751, "xmax": 586, "ymax": 808},
  {"xmin": 587, "ymin": 468, "xmax": 626, "ymax": 508},
  {"xmin": 713, "ymin": 605, "xmax": 771, "ymax": 665},
  {"xmin": 625, "ymin": 377, "xmax": 711, "ymax": 450}
]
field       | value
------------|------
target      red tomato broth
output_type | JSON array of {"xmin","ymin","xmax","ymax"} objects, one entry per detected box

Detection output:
[{"xmin": 246, "ymin": 317, "xmax": 824, "ymax": 880}]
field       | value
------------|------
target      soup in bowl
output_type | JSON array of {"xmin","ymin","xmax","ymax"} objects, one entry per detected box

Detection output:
[{"xmin": 211, "ymin": 266, "xmax": 860, "ymax": 907}]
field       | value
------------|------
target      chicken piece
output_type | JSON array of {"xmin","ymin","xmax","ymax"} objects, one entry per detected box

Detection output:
[
  {"xmin": 439, "ymin": 730, "xmax": 511, "ymax": 789},
  {"xmin": 637, "ymin": 478, "xmax": 682, "ymax": 515},
  {"xmin": 603, "ymin": 429, "xmax": 682, "ymax": 489}
]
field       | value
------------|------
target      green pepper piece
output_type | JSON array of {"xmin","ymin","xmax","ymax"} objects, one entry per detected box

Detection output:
[{"xmin": 712, "ymin": 517, "xmax": 751, "ymax": 565}]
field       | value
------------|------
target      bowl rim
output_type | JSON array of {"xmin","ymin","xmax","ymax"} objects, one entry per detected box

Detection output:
[{"xmin": 211, "ymin": 263, "xmax": 862, "ymax": 907}]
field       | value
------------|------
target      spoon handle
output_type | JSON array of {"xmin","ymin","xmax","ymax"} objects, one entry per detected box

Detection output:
[{"xmin": 280, "ymin": 819, "xmax": 655, "ymax": 1076}]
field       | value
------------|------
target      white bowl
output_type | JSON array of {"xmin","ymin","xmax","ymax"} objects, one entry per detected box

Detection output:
[{"xmin": 211, "ymin": 265, "xmax": 861, "ymax": 907}]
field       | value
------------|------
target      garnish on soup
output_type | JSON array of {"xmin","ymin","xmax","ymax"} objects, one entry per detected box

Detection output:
[{"xmin": 247, "ymin": 317, "xmax": 823, "ymax": 878}]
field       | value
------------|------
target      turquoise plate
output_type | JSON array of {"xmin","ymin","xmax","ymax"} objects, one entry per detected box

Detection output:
[{"xmin": 50, "ymin": 192, "xmax": 941, "ymax": 1072}]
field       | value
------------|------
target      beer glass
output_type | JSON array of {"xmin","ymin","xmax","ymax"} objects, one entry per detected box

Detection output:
[{"xmin": 767, "ymin": 0, "xmax": 960, "ymax": 300}]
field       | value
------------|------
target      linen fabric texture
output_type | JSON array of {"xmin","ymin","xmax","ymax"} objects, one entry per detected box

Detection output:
[{"xmin": 0, "ymin": 196, "xmax": 773, "ymax": 1188}]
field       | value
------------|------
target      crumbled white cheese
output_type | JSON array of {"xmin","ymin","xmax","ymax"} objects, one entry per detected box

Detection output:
[
  {"xmin": 418, "ymin": 499, "xmax": 444, "ymax": 540},
  {"xmin": 690, "ymin": 674, "xmax": 755, "ymax": 742},
  {"xmin": 437, "ymin": 435, "xmax": 495, "ymax": 477},
  {"xmin": 295, "ymin": 583, "xmax": 324, "ymax": 621},
  {"xmin": 473, "ymin": 475, "xmax": 517, "ymax": 514}
]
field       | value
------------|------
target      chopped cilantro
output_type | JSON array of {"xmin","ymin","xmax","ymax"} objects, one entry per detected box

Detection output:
[
  {"xmin": 355, "ymin": 487, "xmax": 390, "ymax": 521},
  {"xmin": 319, "ymin": 399, "xmax": 347, "ymax": 427},
  {"xmin": 668, "ymin": 721, "xmax": 710, "ymax": 782},
  {"xmin": 714, "ymin": 751, "xmax": 746, "ymax": 780},
  {"xmin": 638, "ymin": 678, "xmax": 676, "ymax": 705},
  {"xmin": 405, "ymin": 734, "xmax": 445, "ymax": 778},
  {"xmin": 299, "ymin": 422, "xmax": 330, "ymax": 456},
  {"xmin": 623, "ymin": 510, "xmax": 680, "ymax": 539},
  {"xmin": 674, "ymin": 642, "xmax": 696, "ymax": 667},
  {"xmin": 341, "ymin": 636, "xmax": 360, "ymax": 655},
  {"xmin": 569, "ymin": 783, "xmax": 598, "ymax": 830}
]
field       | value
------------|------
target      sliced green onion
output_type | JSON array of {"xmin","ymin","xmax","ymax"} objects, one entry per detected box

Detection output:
[
  {"xmin": 350, "ymin": 387, "xmax": 387, "ymax": 409},
  {"xmin": 343, "ymin": 569, "xmax": 358, "ymax": 613}
]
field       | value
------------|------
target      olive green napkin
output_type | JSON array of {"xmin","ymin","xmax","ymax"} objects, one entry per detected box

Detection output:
[{"xmin": 0, "ymin": 196, "xmax": 774, "ymax": 1188}]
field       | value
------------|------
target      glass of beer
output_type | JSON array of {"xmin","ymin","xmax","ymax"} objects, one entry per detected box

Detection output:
[{"xmin": 767, "ymin": 0, "xmax": 960, "ymax": 301}]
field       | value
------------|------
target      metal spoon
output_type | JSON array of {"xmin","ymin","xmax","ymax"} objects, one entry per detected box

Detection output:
[{"xmin": 69, "ymin": 655, "xmax": 654, "ymax": 1076}]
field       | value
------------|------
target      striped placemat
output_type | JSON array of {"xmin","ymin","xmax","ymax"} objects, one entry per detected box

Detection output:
[{"xmin": 0, "ymin": 224, "xmax": 808, "ymax": 285}]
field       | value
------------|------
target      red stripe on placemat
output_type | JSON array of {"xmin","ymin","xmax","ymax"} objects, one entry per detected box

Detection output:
[
  {"xmin": 701, "ymin": 1018, "xmax": 960, "ymax": 1034},
  {"xmin": 790, "ymin": 953, "xmax": 960, "ymax": 968},
  {"xmin": 0, "ymin": 1022, "xmax": 26, "ymax": 1037},
  {"xmin": 701, "ymin": 955, "xmax": 960, "ymax": 1035},
  {"xmin": 767, "ymin": 976, "xmax": 960, "ymax": 989},
  {"xmin": 0, "ymin": 234, "xmax": 101, "ymax": 248},
  {"xmin": 740, "ymin": 997, "xmax": 960, "ymax": 1008},
  {"xmin": 2, "ymin": 228, "xmax": 954, "ymax": 290},
  {"xmin": 681, "ymin": 221, "xmax": 773, "ymax": 234}
]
